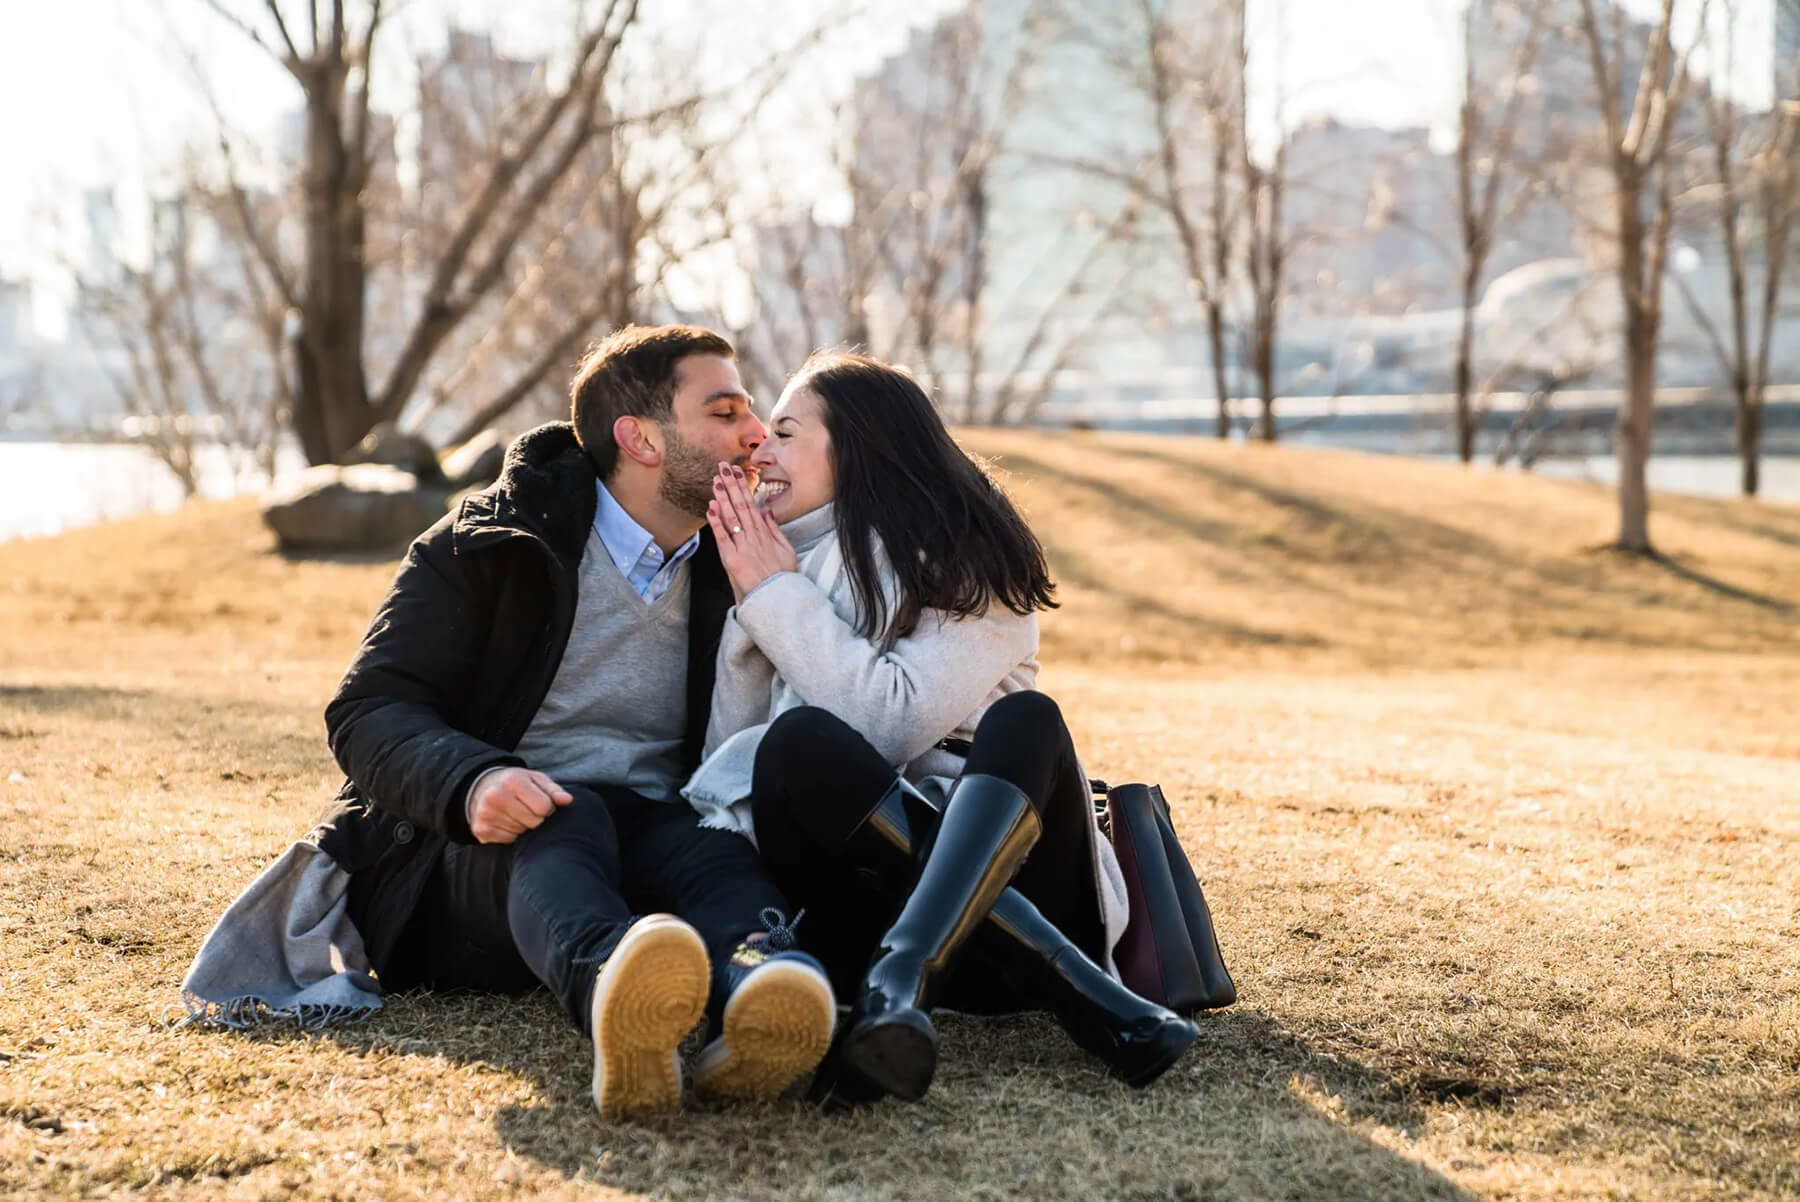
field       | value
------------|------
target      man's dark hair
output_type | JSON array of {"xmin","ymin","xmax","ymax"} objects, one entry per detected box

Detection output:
[
  {"xmin": 792, "ymin": 351, "xmax": 1056, "ymax": 645},
  {"xmin": 569, "ymin": 324, "xmax": 735, "ymax": 478}
]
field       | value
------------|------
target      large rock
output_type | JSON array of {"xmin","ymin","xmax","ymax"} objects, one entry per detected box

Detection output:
[
  {"xmin": 346, "ymin": 423, "xmax": 443, "ymax": 483},
  {"xmin": 261, "ymin": 464, "xmax": 453, "ymax": 552},
  {"xmin": 439, "ymin": 429, "xmax": 506, "ymax": 490}
]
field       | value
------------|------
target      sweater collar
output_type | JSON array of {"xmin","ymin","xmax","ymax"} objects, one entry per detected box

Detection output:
[{"xmin": 780, "ymin": 502, "xmax": 836, "ymax": 555}]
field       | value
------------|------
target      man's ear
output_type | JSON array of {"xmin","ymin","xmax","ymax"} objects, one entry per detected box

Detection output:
[{"xmin": 613, "ymin": 415, "xmax": 663, "ymax": 469}]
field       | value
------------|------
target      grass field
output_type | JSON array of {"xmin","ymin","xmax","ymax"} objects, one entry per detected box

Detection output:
[{"xmin": 2, "ymin": 431, "xmax": 1797, "ymax": 1201}]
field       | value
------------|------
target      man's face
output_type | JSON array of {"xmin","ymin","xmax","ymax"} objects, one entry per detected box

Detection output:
[{"xmin": 656, "ymin": 354, "xmax": 765, "ymax": 518}]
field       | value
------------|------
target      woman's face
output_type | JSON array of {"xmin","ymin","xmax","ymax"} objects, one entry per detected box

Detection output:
[{"xmin": 749, "ymin": 382, "xmax": 835, "ymax": 523}]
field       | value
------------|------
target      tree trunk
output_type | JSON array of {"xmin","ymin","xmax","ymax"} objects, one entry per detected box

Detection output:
[
  {"xmin": 1616, "ymin": 311, "xmax": 1656, "ymax": 553},
  {"xmin": 1253, "ymin": 315, "xmax": 1277, "ymax": 442},
  {"xmin": 292, "ymin": 66, "xmax": 374, "ymax": 465},
  {"xmin": 1207, "ymin": 301, "xmax": 1230, "ymax": 439},
  {"xmin": 1738, "ymin": 390, "xmax": 1762, "ymax": 497},
  {"xmin": 1454, "ymin": 276, "xmax": 1479, "ymax": 463}
]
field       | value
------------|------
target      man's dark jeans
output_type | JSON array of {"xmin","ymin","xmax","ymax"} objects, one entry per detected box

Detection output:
[{"xmin": 392, "ymin": 783, "xmax": 788, "ymax": 1032}]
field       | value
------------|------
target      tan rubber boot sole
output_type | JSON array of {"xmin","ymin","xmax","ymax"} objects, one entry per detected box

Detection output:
[
  {"xmin": 692, "ymin": 959, "xmax": 836, "ymax": 1103},
  {"xmin": 591, "ymin": 916, "xmax": 710, "ymax": 1120}
]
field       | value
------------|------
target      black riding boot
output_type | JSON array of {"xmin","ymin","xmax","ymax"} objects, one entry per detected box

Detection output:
[
  {"xmin": 986, "ymin": 891, "xmax": 1200, "ymax": 1087},
  {"xmin": 851, "ymin": 778, "xmax": 1200, "ymax": 1093},
  {"xmin": 840, "ymin": 774, "xmax": 1041, "ymax": 1101}
]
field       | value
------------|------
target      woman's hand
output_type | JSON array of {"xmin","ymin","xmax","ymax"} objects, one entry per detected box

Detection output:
[{"xmin": 708, "ymin": 462, "xmax": 797, "ymax": 605}]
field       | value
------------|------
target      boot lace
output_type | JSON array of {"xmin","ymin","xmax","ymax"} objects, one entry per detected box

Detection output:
[{"xmin": 757, "ymin": 906, "xmax": 805, "ymax": 953}]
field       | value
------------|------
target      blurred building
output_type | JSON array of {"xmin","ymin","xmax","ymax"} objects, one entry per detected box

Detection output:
[
  {"xmin": 0, "ymin": 278, "xmax": 44, "ymax": 428},
  {"xmin": 764, "ymin": 0, "xmax": 1796, "ymax": 414},
  {"xmin": 401, "ymin": 27, "xmax": 633, "ymax": 441},
  {"xmin": 746, "ymin": 216, "xmax": 855, "ymax": 393},
  {"xmin": 0, "ymin": 278, "xmax": 31, "ymax": 351},
  {"xmin": 415, "ymin": 30, "xmax": 544, "ymax": 232},
  {"xmin": 1779, "ymin": 1, "xmax": 1799, "ymax": 96},
  {"xmin": 831, "ymin": 0, "xmax": 1198, "ymax": 414}
]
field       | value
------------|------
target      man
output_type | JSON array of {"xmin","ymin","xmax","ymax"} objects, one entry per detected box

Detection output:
[{"xmin": 314, "ymin": 325, "xmax": 834, "ymax": 1117}]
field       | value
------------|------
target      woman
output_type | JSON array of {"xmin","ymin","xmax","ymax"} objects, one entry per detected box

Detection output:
[{"xmin": 682, "ymin": 351, "xmax": 1199, "ymax": 1105}]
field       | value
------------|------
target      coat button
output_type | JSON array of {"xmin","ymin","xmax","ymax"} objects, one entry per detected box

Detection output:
[{"xmin": 393, "ymin": 821, "xmax": 415, "ymax": 845}]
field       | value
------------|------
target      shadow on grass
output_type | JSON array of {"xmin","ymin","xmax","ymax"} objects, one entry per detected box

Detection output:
[
  {"xmin": 0, "ymin": 684, "xmax": 151, "ymax": 715},
  {"xmin": 996, "ymin": 447, "xmax": 1376, "ymax": 609},
  {"xmin": 1044, "ymin": 541, "xmax": 1332, "ymax": 651},
  {"xmin": 1066, "ymin": 440, "xmax": 1799, "ymax": 648},
  {"xmin": 272, "ymin": 544, "xmax": 408, "ymax": 566},
  {"xmin": 0, "ymin": 684, "xmax": 307, "ymax": 743},
  {"xmin": 285, "ymin": 996, "xmax": 1476, "ymax": 1201},
  {"xmin": 1644, "ymin": 550, "xmax": 1796, "ymax": 612}
]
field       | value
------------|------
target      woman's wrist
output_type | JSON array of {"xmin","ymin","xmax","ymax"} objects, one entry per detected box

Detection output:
[{"xmin": 739, "ymin": 570, "xmax": 793, "ymax": 606}]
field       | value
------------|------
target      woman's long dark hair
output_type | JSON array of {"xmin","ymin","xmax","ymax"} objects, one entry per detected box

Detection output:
[{"xmin": 792, "ymin": 351, "xmax": 1057, "ymax": 645}]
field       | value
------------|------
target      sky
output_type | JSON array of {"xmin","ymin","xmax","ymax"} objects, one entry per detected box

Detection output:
[{"xmin": 0, "ymin": 0, "xmax": 1778, "ymax": 334}]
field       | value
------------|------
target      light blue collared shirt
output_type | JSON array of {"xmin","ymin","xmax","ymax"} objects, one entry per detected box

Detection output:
[{"xmin": 593, "ymin": 479, "xmax": 700, "ymax": 603}]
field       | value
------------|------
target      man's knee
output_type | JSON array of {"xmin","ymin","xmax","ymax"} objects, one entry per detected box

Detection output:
[{"xmin": 512, "ymin": 785, "xmax": 622, "ymax": 883}]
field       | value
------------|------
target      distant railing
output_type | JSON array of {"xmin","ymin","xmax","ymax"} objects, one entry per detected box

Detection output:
[{"xmin": 1038, "ymin": 384, "xmax": 1800, "ymax": 423}]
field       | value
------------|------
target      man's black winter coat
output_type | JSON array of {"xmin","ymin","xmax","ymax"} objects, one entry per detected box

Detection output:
[{"xmin": 311, "ymin": 422, "xmax": 732, "ymax": 983}]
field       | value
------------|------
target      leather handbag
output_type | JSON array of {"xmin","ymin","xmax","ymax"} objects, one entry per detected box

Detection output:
[{"xmin": 1096, "ymin": 781, "xmax": 1236, "ymax": 1014}]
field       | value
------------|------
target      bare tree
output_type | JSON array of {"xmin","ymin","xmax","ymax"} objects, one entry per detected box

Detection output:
[
  {"xmin": 1450, "ymin": 0, "xmax": 1553, "ymax": 462},
  {"xmin": 853, "ymin": 7, "xmax": 989, "ymax": 395},
  {"xmin": 738, "ymin": 1, "xmax": 1121, "ymax": 425},
  {"xmin": 1671, "ymin": 0, "xmax": 1799, "ymax": 496},
  {"xmin": 170, "ymin": 2, "xmax": 834, "ymax": 467},
  {"xmin": 968, "ymin": 178, "xmax": 1150, "ymax": 426},
  {"xmin": 1101, "ymin": 0, "xmax": 1244, "ymax": 438},
  {"xmin": 1237, "ymin": 0, "xmax": 1289, "ymax": 442},
  {"xmin": 77, "ymin": 185, "xmax": 279, "ymax": 496},
  {"xmin": 1574, "ymin": 0, "xmax": 1707, "ymax": 553},
  {"xmin": 188, "ymin": 0, "xmax": 649, "ymax": 463}
]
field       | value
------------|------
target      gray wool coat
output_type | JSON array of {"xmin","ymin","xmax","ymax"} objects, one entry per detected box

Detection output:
[{"xmin": 681, "ymin": 503, "xmax": 1130, "ymax": 971}]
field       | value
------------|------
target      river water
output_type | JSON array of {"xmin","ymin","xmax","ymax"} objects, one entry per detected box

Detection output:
[
  {"xmin": 0, "ymin": 436, "xmax": 1795, "ymax": 546},
  {"xmin": 0, "ymin": 440, "xmax": 307, "ymax": 544}
]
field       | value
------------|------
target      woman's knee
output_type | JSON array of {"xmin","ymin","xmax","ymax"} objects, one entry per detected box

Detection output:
[
  {"xmin": 753, "ymin": 707, "xmax": 898, "ymax": 855},
  {"xmin": 962, "ymin": 692, "xmax": 1072, "ymax": 808},
  {"xmin": 760, "ymin": 706, "xmax": 856, "ymax": 765},
  {"xmin": 755, "ymin": 705, "xmax": 889, "ymax": 796},
  {"xmin": 973, "ymin": 690, "xmax": 1064, "ymax": 748},
  {"xmin": 756, "ymin": 707, "xmax": 849, "ymax": 801}
]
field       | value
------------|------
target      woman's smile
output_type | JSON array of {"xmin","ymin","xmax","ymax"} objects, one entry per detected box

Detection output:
[{"xmin": 747, "ymin": 384, "xmax": 835, "ymax": 522}]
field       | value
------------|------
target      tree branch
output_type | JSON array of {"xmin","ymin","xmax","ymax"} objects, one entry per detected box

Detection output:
[
  {"xmin": 195, "ymin": 0, "xmax": 304, "ymax": 80},
  {"xmin": 371, "ymin": 0, "xmax": 634, "ymax": 419},
  {"xmin": 440, "ymin": 296, "xmax": 615, "ymax": 447},
  {"xmin": 261, "ymin": 0, "xmax": 304, "ymax": 64}
]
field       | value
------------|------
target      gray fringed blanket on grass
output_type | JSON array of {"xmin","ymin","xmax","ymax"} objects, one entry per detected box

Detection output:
[{"xmin": 180, "ymin": 840, "xmax": 383, "ymax": 1028}]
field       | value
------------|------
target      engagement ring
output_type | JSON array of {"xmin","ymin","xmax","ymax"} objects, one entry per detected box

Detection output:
[{"xmin": 731, "ymin": 524, "xmax": 742, "ymax": 533}]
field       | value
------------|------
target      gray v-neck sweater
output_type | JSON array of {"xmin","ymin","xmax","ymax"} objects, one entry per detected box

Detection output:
[{"xmin": 513, "ymin": 527, "xmax": 691, "ymax": 799}]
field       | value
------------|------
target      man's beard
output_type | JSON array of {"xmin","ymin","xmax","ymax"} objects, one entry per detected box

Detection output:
[{"xmin": 658, "ymin": 426, "xmax": 721, "ymax": 518}]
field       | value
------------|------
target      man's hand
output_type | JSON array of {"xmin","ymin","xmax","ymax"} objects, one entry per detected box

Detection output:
[
  {"xmin": 468, "ymin": 767, "xmax": 573, "ymax": 844},
  {"xmin": 708, "ymin": 463, "xmax": 797, "ymax": 605}
]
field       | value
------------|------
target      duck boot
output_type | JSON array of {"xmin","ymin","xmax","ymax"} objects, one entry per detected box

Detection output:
[{"xmin": 692, "ymin": 908, "xmax": 836, "ymax": 1104}]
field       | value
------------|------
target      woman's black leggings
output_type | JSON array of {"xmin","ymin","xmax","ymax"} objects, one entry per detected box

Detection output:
[{"xmin": 747, "ymin": 690, "xmax": 1105, "ymax": 1011}]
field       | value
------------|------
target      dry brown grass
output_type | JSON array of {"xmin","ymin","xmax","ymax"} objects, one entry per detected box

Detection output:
[{"xmin": 2, "ymin": 431, "xmax": 1796, "ymax": 1201}]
